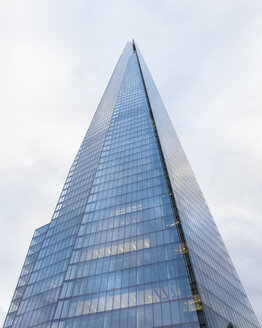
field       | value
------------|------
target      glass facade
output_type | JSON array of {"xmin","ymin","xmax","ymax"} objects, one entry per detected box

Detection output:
[
  {"xmin": 4, "ymin": 41, "xmax": 260, "ymax": 328},
  {"xmin": 136, "ymin": 45, "xmax": 261, "ymax": 328}
]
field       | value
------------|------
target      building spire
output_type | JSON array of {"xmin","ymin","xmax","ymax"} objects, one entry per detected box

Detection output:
[{"xmin": 132, "ymin": 39, "xmax": 136, "ymax": 52}]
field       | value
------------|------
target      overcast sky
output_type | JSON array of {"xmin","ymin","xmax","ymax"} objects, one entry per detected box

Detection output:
[{"xmin": 0, "ymin": 0, "xmax": 262, "ymax": 325}]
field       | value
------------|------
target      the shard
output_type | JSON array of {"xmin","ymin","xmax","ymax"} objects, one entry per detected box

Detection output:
[{"xmin": 3, "ymin": 41, "xmax": 260, "ymax": 328}]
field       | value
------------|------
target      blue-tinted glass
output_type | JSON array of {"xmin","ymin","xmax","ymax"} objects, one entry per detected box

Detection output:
[
  {"xmin": 4, "ymin": 41, "xmax": 260, "ymax": 328},
  {"xmin": 48, "ymin": 52, "xmax": 199, "ymax": 327},
  {"xmin": 136, "ymin": 44, "xmax": 260, "ymax": 328}
]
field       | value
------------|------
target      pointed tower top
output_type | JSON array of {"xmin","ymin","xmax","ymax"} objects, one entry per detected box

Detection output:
[{"xmin": 132, "ymin": 39, "xmax": 136, "ymax": 52}]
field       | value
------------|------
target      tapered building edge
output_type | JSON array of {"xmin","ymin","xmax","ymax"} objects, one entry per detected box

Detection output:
[
  {"xmin": 133, "ymin": 41, "xmax": 208, "ymax": 327},
  {"xmin": 134, "ymin": 41, "xmax": 260, "ymax": 328},
  {"xmin": 3, "ymin": 41, "xmax": 261, "ymax": 328}
]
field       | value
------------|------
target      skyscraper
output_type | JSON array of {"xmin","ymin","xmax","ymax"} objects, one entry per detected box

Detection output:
[{"xmin": 3, "ymin": 41, "xmax": 260, "ymax": 328}]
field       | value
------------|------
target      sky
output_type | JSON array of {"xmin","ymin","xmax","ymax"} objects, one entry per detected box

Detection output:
[{"xmin": 0, "ymin": 0, "xmax": 262, "ymax": 325}]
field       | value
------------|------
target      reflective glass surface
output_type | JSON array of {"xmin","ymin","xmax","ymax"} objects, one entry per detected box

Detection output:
[
  {"xmin": 3, "ymin": 43, "xmax": 133, "ymax": 328},
  {"xmin": 136, "ymin": 44, "xmax": 260, "ymax": 328},
  {"xmin": 4, "ymin": 42, "xmax": 260, "ymax": 328},
  {"xmin": 50, "ymin": 53, "xmax": 200, "ymax": 328}
]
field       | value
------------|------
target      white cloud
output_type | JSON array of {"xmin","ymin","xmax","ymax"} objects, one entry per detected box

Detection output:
[{"xmin": 0, "ymin": 0, "xmax": 261, "ymax": 325}]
